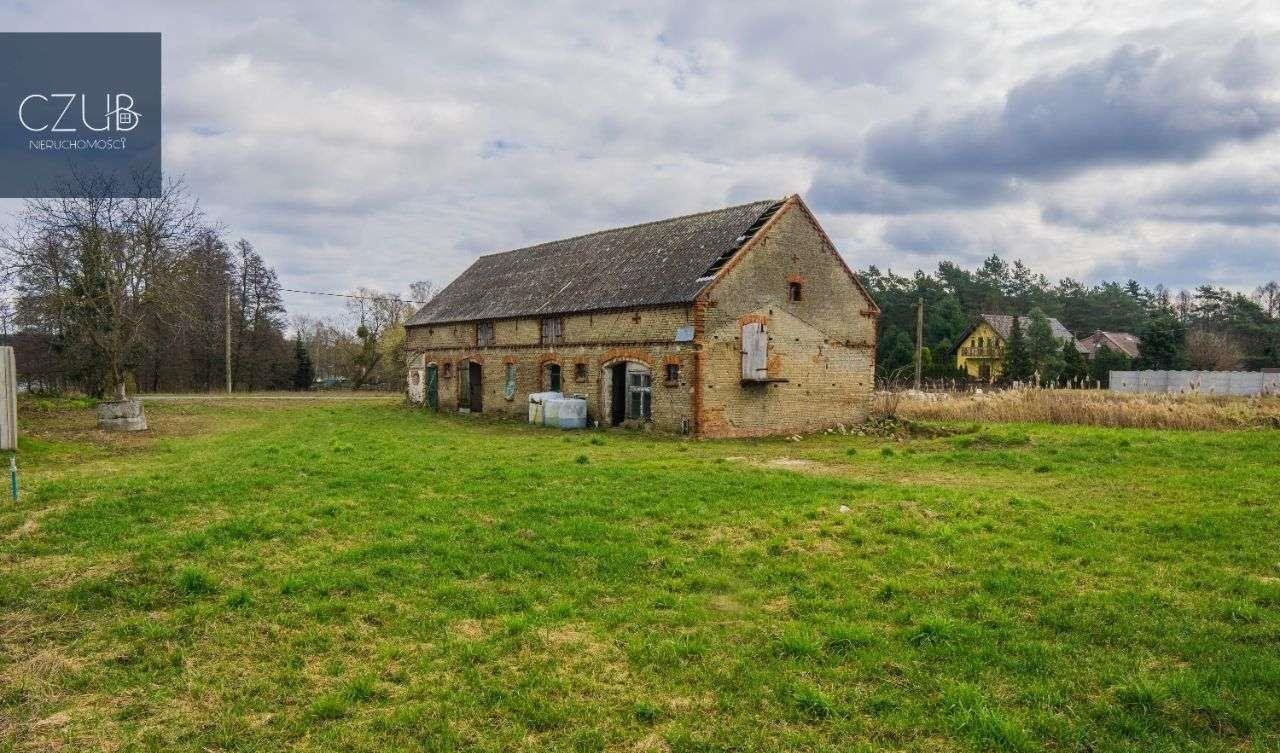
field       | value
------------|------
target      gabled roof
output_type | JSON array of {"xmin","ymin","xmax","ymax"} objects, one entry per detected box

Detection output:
[
  {"xmin": 954, "ymin": 313, "xmax": 1088, "ymax": 354},
  {"xmin": 1080, "ymin": 330, "xmax": 1140, "ymax": 359},
  {"xmin": 407, "ymin": 197, "xmax": 789, "ymax": 326}
]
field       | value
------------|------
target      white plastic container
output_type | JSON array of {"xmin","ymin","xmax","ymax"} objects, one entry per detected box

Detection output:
[
  {"xmin": 527, "ymin": 391, "xmax": 562, "ymax": 425},
  {"xmin": 555, "ymin": 397, "xmax": 588, "ymax": 429}
]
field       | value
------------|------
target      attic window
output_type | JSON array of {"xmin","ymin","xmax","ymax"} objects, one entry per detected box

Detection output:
[
  {"xmin": 476, "ymin": 320, "xmax": 495, "ymax": 346},
  {"xmin": 788, "ymin": 282, "xmax": 803, "ymax": 302},
  {"xmin": 540, "ymin": 317, "xmax": 563, "ymax": 345}
]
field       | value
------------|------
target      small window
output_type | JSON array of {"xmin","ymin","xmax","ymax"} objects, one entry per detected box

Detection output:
[
  {"xmin": 547, "ymin": 363, "xmax": 562, "ymax": 392},
  {"xmin": 504, "ymin": 363, "xmax": 516, "ymax": 400},
  {"xmin": 788, "ymin": 282, "xmax": 803, "ymax": 302},
  {"xmin": 574, "ymin": 363, "xmax": 587, "ymax": 382},
  {"xmin": 540, "ymin": 317, "xmax": 563, "ymax": 345},
  {"xmin": 664, "ymin": 363, "xmax": 680, "ymax": 385},
  {"xmin": 476, "ymin": 321, "xmax": 495, "ymax": 346},
  {"xmin": 442, "ymin": 363, "xmax": 453, "ymax": 378}
]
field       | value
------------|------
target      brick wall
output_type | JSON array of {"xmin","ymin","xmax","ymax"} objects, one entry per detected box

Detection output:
[
  {"xmin": 403, "ymin": 199, "xmax": 879, "ymax": 438},
  {"xmin": 696, "ymin": 203, "xmax": 877, "ymax": 437},
  {"xmin": 405, "ymin": 305, "xmax": 696, "ymax": 433}
]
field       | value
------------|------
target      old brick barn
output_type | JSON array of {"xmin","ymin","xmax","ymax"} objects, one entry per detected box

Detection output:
[{"xmin": 403, "ymin": 194, "xmax": 879, "ymax": 438}]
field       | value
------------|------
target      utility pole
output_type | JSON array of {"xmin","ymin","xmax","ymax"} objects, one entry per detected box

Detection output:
[
  {"xmin": 914, "ymin": 297, "xmax": 923, "ymax": 391},
  {"xmin": 225, "ymin": 287, "xmax": 232, "ymax": 395}
]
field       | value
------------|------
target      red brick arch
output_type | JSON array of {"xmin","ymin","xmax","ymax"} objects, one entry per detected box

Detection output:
[{"xmin": 599, "ymin": 348, "xmax": 654, "ymax": 368}]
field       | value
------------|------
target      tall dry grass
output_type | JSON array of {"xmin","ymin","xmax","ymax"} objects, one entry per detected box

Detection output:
[{"xmin": 898, "ymin": 389, "xmax": 1280, "ymax": 431}]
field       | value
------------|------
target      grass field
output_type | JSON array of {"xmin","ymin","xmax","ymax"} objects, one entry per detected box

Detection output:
[{"xmin": 2, "ymin": 397, "xmax": 1278, "ymax": 752}]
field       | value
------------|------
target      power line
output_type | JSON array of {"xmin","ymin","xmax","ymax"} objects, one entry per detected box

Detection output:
[{"xmin": 278, "ymin": 287, "xmax": 428, "ymax": 305}]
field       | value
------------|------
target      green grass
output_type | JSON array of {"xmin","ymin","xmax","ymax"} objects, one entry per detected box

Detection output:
[{"xmin": 2, "ymin": 397, "xmax": 1279, "ymax": 752}]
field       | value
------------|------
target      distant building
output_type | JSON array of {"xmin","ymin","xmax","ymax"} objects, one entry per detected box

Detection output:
[
  {"xmin": 952, "ymin": 313, "xmax": 1086, "ymax": 381},
  {"xmin": 403, "ymin": 195, "xmax": 879, "ymax": 437},
  {"xmin": 1079, "ymin": 330, "xmax": 1140, "ymax": 360}
]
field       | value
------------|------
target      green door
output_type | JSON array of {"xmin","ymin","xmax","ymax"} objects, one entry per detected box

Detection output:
[{"xmin": 425, "ymin": 365, "xmax": 438, "ymax": 411}]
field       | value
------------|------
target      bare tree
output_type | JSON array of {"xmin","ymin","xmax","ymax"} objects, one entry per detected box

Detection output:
[
  {"xmin": 1186, "ymin": 328, "xmax": 1244, "ymax": 371},
  {"xmin": 1174, "ymin": 289, "xmax": 1195, "ymax": 324},
  {"xmin": 408, "ymin": 280, "xmax": 436, "ymax": 306},
  {"xmin": 344, "ymin": 287, "xmax": 415, "ymax": 390},
  {"xmin": 292, "ymin": 313, "xmax": 359, "ymax": 384},
  {"xmin": 1256, "ymin": 281, "xmax": 1280, "ymax": 319},
  {"xmin": 3, "ymin": 175, "xmax": 200, "ymax": 399}
]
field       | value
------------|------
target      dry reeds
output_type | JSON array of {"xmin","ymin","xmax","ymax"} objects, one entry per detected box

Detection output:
[{"xmin": 897, "ymin": 389, "xmax": 1280, "ymax": 431}]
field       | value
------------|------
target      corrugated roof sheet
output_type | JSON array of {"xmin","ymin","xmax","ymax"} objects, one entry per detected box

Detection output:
[{"xmin": 406, "ymin": 198, "xmax": 786, "ymax": 326}]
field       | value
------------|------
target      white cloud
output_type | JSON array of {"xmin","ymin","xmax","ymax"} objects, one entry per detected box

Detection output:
[{"xmin": 1, "ymin": 0, "xmax": 1277, "ymax": 322}]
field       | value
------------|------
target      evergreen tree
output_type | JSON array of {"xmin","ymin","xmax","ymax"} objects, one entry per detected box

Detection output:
[
  {"xmin": 1002, "ymin": 316, "xmax": 1033, "ymax": 383},
  {"xmin": 1089, "ymin": 345, "xmax": 1132, "ymax": 387},
  {"xmin": 1026, "ymin": 308, "xmax": 1065, "ymax": 383},
  {"xmin": 1061, "ymin": 338, "xmax": 1089, "ymax": 385},
  {"xmin": 292, "ymin": 338, "xmax": 315, "ymax": 391},
  {"xmin": 1137, "ymin": 310, "xmax": 1188, "ymax": 369}
]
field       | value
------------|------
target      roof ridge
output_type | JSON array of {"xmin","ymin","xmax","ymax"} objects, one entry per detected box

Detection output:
[{"xmin": 474, "ymin": 196, "xmax": 789, "ymax": 261}]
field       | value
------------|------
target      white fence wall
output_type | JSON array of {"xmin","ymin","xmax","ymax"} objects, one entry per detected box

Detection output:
[{"xmin": 1111, "ymin": 370, "xmax": 1280, "ymax": 396}]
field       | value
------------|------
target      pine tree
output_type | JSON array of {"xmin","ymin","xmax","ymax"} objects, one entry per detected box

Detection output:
[
  {"xmin": 1026, "ymin": 308, "xmax": 1066, "ymax": 383},
  {"xmin": 1002, "ymin": 316, "xmax": 1033, "ymax": 383},
  {"xmin": 1138, "ymin": 310, "xmax": 1188, "ymax": 369},
  {"xmin": 1061, "ymin": 338, "xmax": 1089, "ymax": 385},
  {"xmin": 292, "ymin": 338, "xmax": 315, "ymax": 391},
  {"xmin": 1090, "ymin": 345, "xmax": 1132, "ymax": 387}
]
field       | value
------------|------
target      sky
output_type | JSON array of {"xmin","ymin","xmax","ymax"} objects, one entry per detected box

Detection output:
[{"xmin": 2, "ymin": 0, "xmax": 1278, "ymax": 320}]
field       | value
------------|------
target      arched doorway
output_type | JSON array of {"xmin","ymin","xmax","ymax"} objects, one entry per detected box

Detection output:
[{"xmin": 604, "ymin": 361, "xmax": 651, "ymax": 426}]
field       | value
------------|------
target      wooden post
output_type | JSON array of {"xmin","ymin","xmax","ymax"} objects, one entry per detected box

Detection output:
[
  {"xmin": 1, "ymin": 347, "xmax": 18, "ymax": 502},
  {"xmin": 0, "ymin": 347, "xmax": 17, "ymax": 452},
  {"xmin": 225, "ymin": 288, "xmax": 232, "ymax": 395},
  {"xmin": 913, "ymin": 297, "xmax": 923, "ymax": 391}
]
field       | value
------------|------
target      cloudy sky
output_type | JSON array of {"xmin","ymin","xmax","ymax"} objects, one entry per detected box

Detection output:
[{"xmin": 3, "ymin": 1, "xmax": 1278, "ymax": 319}]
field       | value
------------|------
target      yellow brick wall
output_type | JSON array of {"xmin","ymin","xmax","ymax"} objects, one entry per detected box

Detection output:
[
  {"xmin": 404, "ymin": 200, "xmax": 879, "ymax": 438},
  {"xmin": 405, "ymin": 307, "xmax": 692, "ymax": 350},
  {"xmin": 697, "ymin": 204, "xmax": 877, "ymax": 437},
  {"xmin": 405, "ymin": 306, "xmax": 697, "ymax": 433}
]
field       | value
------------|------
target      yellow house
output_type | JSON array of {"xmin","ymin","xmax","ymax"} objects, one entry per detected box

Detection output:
[{"xmin": 953, "ymin": 313, "xmax": 1085, "ymax": 381}]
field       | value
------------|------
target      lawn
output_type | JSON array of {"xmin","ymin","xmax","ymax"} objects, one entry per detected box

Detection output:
[{"xmin": 1, "ymin": 397, "xmax": 1278, "ymax": 752}]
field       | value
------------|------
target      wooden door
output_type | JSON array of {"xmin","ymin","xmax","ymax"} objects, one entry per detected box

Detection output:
[
  {"xmin": 425, "ymin": 365, "xmax": 438, "ymax": 410},
  {"xmin": 469, "ymin": 362, "xmax": 483, "ymax": 413}
]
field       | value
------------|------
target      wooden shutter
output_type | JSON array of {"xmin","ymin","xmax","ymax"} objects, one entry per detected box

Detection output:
[{"xmin": 741, "ymin": 322, "xmax": 768, "ymax": 381}]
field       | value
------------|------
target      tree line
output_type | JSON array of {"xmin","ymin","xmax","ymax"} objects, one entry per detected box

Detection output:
[
  {"xmin": 0, "ymin": 176, "xmax": 430, "ymax": 396},
  {"xmin": 6, "ymin": 177, "xmax": 1274, "ymax": 395},
  {"xmin": 864, "ymin": 255, "xmax": 1280, "ymax": 384}
]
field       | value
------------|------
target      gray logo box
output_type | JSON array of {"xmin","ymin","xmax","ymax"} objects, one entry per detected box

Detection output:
[{"xmin": 0, "ymin": 33, "xmax": 161, "ymax": 198}]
